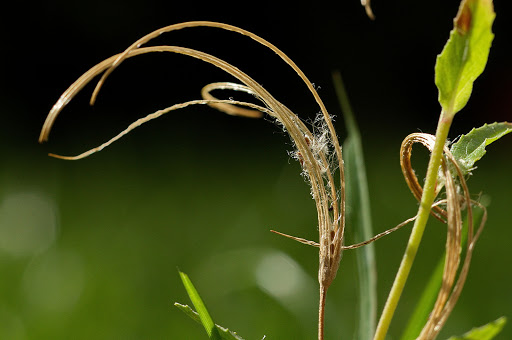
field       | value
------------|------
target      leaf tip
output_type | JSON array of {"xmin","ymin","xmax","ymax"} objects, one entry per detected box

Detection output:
[
  {"xmin": 455, "ymin": 0, "xmax": 496, "ymax": 35},
  {"xmin": 455, "ymin": 1, "xmax": 472, "ymax": 34}
]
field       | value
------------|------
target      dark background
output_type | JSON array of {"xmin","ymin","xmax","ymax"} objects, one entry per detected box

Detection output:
[{"xmin": 1, "ymin": 0, "xmax": 511, "ymax": 339}]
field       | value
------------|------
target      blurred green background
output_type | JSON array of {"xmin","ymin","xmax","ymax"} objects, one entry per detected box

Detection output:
[{"xmin": 2, "ymin": 0, "xmax": 511, "ymax": 339}]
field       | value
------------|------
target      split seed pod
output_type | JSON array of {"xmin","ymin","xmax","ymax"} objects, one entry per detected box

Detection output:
[{"xmin": 39, "ymin": 21, "xmax": 345, "ymax": 339}]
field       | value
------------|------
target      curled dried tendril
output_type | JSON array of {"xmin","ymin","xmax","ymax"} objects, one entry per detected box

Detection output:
[
  {"xmin": 39, "ymin": 21, "xmax": 344, "ymax": 340},
  {"xmin": 400, "ymin": 133, "xmax": 487, "ymax": 340}
]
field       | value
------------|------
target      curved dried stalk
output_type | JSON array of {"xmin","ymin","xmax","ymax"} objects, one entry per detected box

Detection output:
[
  {"xmin": 201, "ymin": 82, "xmax": 264, "ymax": 118},
  {"xmin": 361, "ymin": 0, "xmax": 375, "ymax": 20},
  {"xmin": 400, "ymin": 133, "xmax": 487, "ymax": 340},
  {"xmin": 39, "ymin": 21, "xmax": 344, "ymax": 340},
  {"xmin": 400, "ymin": 133, "xmax": 449, "ymax": 222}
]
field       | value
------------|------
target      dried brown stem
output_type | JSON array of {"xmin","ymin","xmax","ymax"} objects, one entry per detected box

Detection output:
[{"xmin": 319, "ymin": 285, "xmax": 327, "ymax": 340}]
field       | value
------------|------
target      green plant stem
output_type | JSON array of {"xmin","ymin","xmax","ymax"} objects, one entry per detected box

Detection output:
[{"xmin": 373, "ymin": 111, "xmax": 454, "ymax": 340}]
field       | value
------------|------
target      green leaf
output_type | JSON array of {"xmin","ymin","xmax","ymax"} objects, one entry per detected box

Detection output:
[
  {"xmin": 447, "ymin": 317, "xmax": 506, "ymax": 340},
  {"xmin": 175, "ymin": 302, "xmax": 202, "ymax": 323},
  {"xmin": 435, "ymin": 0, "xmax": 495, "ymax": 116},
  {"xmin": 450, "ymin": 122, "xmax": 512, "ymax": 175},
  {"xmin": 401, "ymin": 208, "xmax": 485, "ymax": 340},
  {"xmin": 174, "ymin": 303, "xmax": 245, "ymax": 340},
  {"xmin": 178, "ymin": 270, "xmax": 222, "ymax": 340},
  {"xmin": 333, "ymin": 71, "xmax": 377, "ymax": 340},
  {"xmin": 400, "ymin": 255, "xmax": 444, "ymax": 340}
]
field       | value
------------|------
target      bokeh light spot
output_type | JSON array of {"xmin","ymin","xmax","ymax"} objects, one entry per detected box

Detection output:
[
  {"xmin": 255, "ymin": 252, "xmax": 303, "ymax": 298},
  {"xmin": 0, "ymin": 192, "xmax": 58, "ymax": 257},
  {"xmin": 22, "ymin": 249, "xmax": 85, "ymax": 315}
]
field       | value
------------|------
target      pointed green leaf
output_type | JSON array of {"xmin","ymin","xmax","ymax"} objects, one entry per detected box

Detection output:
[
  {"xmin": 450, "ymin": 122, "xmax": 512, "ymax": 175},
  {"xmin": 174, "ymin": 303, "xmax": 245, "ymax": 340},
  {"xmin": 333, "ymin": 71, "xmax": 377, "ymax": 340},
  {"xmin": 400, "ymin": 254, "xmax": 445, "ymax": 340},
  {"xmin": 401, "ymin": 208, "xmax": 485, "ymax": 340},
  {"xmin": 178, "ymin": 270, "xmax": 222, "ymax": 340},
  {"xmin": 175, "ymin": 302, "xmax": 203, "ymax": 323},
  {"xmin": 447, "ymin": 317, "xmax": 506, "ymax": 340},
  {"xmin": 435, "ymin": 0, "xmax": 495, "ymax": 116}
]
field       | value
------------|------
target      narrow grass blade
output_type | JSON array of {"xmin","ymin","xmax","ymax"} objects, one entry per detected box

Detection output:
[
  {"xmin": 399, "ymin": 257, "xmax": 443, "ymax": 340},
  {"xmin": 175, "ymin": 302, "xmax": 202, "ymax": 323},
  {"xmin": 333, "ymin": 71, "xmax": 377, "ymax": 340},
  {"xmin": 400, "ymin": 207, "xmax": 485, "ymax": 340},
  {"xmin": 447, "ymin": 316, "xmax": 506, "ymax": 340},
  {"xmin": 178, "ymin": 270, "xmax": 222, "ymax": 340},
  {"xmin": 435, "ymin": 0, "xmax": 495, "ymax": 117},
  {"xmin": 174, "ymin": 303, "xmax": 245, "ymax": 340},
  {"xmin": 450, "ymin": 122, "xmax": 512, "ymax": 175}
]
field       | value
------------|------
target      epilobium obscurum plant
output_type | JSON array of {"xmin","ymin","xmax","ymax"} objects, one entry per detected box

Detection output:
[{"xmin": 39, "ymin": 0, "xmax": 510, "ymax": 339}]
